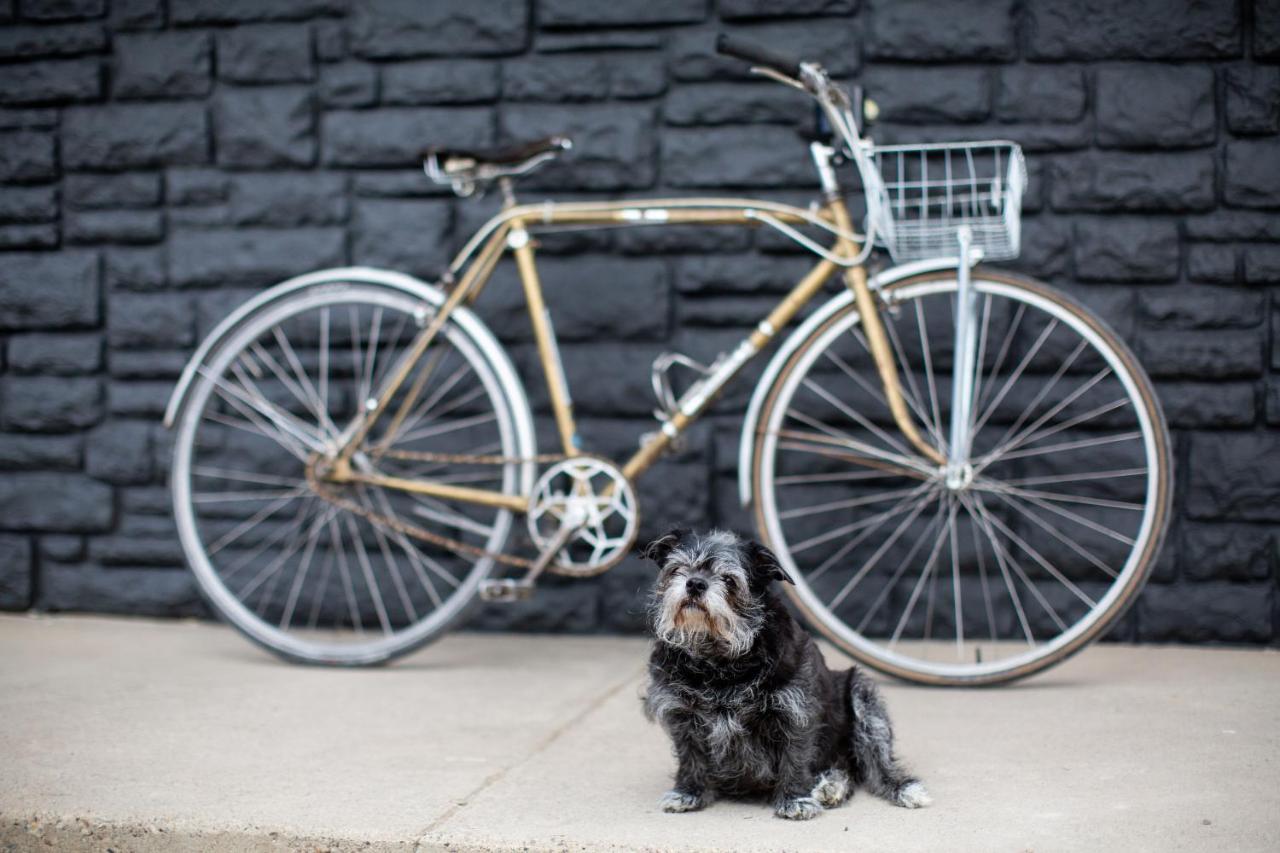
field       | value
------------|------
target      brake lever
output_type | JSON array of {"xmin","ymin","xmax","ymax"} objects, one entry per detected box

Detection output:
[{"xmin": 750, "ymin": 65, "xmax": 808, "ymax": 92}]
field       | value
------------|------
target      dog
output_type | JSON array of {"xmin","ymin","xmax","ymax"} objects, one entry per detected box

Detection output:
[{"xmin": 642, "ymin": 528, "xmax": 930, "ymax": 820}]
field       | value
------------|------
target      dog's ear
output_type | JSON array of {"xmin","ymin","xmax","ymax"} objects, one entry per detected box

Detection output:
[
  {"xmin": 643, "ymin": 527, "xmax": 688, "ymax": 566},
  {"xmin": 746, "ymin": 540, "xmax": 795, "ymax": 586}
]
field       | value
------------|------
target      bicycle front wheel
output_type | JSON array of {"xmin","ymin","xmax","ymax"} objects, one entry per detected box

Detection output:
[
  {"xmin": 753, "ymin": 269, "xmax": 1171, "ymax": 686},
  {"xmin": 172, "ymin": 274, "xmax": 534, "ymax": 665}
]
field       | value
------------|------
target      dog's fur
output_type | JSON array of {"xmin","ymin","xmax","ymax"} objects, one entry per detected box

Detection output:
[{"xmin": 643, "ymin": 528, "xmax": 930, "ymax": 820}]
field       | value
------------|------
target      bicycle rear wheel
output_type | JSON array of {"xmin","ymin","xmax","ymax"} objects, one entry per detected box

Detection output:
[
  {"xmin": 753, "ymin": 269, "xmax": 1171, "ymax": 685},
  {"xmin": 171, "ymin": 274, "xmax": 534, "ymax": 665}
]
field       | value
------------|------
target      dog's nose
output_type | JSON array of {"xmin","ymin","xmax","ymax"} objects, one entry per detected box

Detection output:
[{"xmin": 685, "ymin": 577, "xmax": 708, "ymax": 597}]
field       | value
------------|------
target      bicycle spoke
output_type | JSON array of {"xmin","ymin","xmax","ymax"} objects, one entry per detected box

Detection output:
[
  {"xmin": 795, "ymin": 482, "xmax": 936, "ymax": 558},
  {"xmin": 206, "ymin": 486, "xmax": 311, "ymax": 556},
  {"xmin": 974, "ymin": 497, "xmax": 1096, "ymax": 610},
  {"xmin": 959, "ymin": 492, "xmax": 1037, "ymax": 643},
  {"xmin": 778, "ymin": 484, "xmax": 928, "ymax": 521},
  {"xmin": 888, "ymin": 498, "xmax": 954, "ymax": 646},
  {"xmin": 985, "ymin": 338, "xmax": 1088, "ymax": 454},
  {"xmin": 192, "ymin": 465, "xmax": 300, "ymax": 488},
  {"xmin": 806, "ymin": 361, "xmax": 917, "ymax": 458},
  {"xmin": 853, "ymin": 499, "xmax": 947, "ymax": 632},
  {"xmin": 344, "ymin": 513, "xmax": 393, "ymax": 635},
  {"xmin": 971, "ymin": 317, "xmax": 1058, "ymax": 437},
  {"xmin": 847, "ymin": 326, "xmax": 945, "ymax": 448},
  {"xmin": 328, "ymin": 516, "xmax": 365, "ymax": 636},
  {"xmin": 982, "ymin": 390, "xmax": 1126, "ymax": 466},
  {"xmin": 829, "ymin": 487, "xmax": 939, "ymax": 610},
  {"xmin": 988, "ymin": 430, "xmax": 1143, "ymax": 464},
  {"xmin": 356, "ymin": 485, "xmax": 418, "ymax": 624},
  {"xmin": 808, "ymin": 482, "xmax": 937, "ymax": 582},
  {"xmin": 777, "ymin": 425, "xmax": 936, "ymax": 478},
  {"xmin": 948, "ymin": 498, "xmax": 964, "ymax": 660},
  {"xmin": 986, "ymin": 487, "xmax": 1118, "ymax": 579},
  {"xmin": 914, "ymin": 299, "xmax": 945, "ymax": 449}
]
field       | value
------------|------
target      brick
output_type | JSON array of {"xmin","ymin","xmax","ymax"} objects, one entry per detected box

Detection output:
[
  {"xmin": 112, "ymin": 32, "xmax": 211, "ymax": 98},
  {"xmin": 475, "ymin": 256, "xmax": 670, "ymax": 342},
  {"xmin": 65, "ymin": 173, "xmax": 161, "ymax": 209},
  {"xmin": 1243, "ymin": 246, "xmax": 1280, "ymax": 284},
  {"xmin": 616, "ymin": 225, "xmax": 750, "ymax": 255},
  {"xmin": 1073, "ymin": 219, "xmax": 1179, "ymax": 282},
  {"xmin": 18, "ymin": 0, "xmax": 104, "ymax": 19},
  {"xmin": 0, "ymin": 130, "xmax": 56, "ymax": 183},
  {"xmin": 537, "ymin": 32, "xmax": 662, "ymax": 53},
  {"xmin": 0, "ymin": 108, "xmax": 57, "ymax": 129},
  {"xmin": 665, "ymin": 83, "xmax": 807, "ymax": 126},
  {"xmin": 105, "ymin": 248, "xmax": 166, "ymax": 291},
  {"xmin": 168, "ymin": 227, "xmax": 345, "ymax": 287},
  {"xmin": 1049, "ymin": 151, "xmax": 1214, "ymax": 212},
  {"xmin": 318, "ymin": 62, "xmax": 377, "ymax": 108},
  {"xmin": 995, "ymin": 66, "xmax": 1086, "ymax": 122},
  {"xmin": 8, "ymin": 332, "xmax": 102, "ymax": 374},
  {"xmin": 1186, "ymin": 246, "xmax": 1238, "ymax": 284},
  {"xmin": 0, "ymin": 186, "xmax": 58, "ymax": 223},
  {"xmin": 673, "ymin": 255, "xmax": 815, "ymax": 294},
  {"xmin": 1139, "ymin": 286, "xmax": 1261, "ymax": 330},
  {"xmin": 110, "ymin": 0, "xmax": 163, "ymax": 29},
  {"xmin": 226, "ymin": 172, "xmax": 347, "ymax": 226},
  {"xmin": 381, "ymin": 61, "xmax": 500, "ymax": 105},
  {"xmin": 663, "ymin": 125, "xmax": 816, "ymax": 188},
  {"xmin": 1224, "ymin": 140, "xmax": 1280, "ymax": 209},
  {"xmin": 321, "ymin": 107, "xmax": 493, "ymax": 166},
  {"xmin": 213, "ymin": 87, "xmax": 315, "ymax": 168},
  {"xmin": 669, "ymin": 22, "xmax": 858, "ymax": 81},
  {"xmin": 108, "ymin": 381, "xmax": 172, "ymax": 417},
  {"xmin": 0, "ymin": 224, "xmax": 56, "ymax": 249},
  {"xmin": 1140, "ymin": 329, "xmax": 1263, "ymax": 380},
  {"xmin": 85, "ymin": 420, "xmax": 152, "ymax": 484},
  {"xmin": 1225, "ymin": 67, "xmax": 1280, "ymax": 135},
  {"xmin": 65, "ymin": 209, "xmax": 163, "ymax": 244},
  {"xmin": 0, "ymin": 252, "xmax": 100, "ymax": 330},
  {"xmin": 867, "ymin": 0, "xmax": 1015, "ymax": 60},
  {"xmin": 88, "ymin": 533, "xmax": 183, "ymax": 567},
  {"xmin": 1269, "ymin": 378, "xmax": 1280, "ymax": 426},
  {"xmin": 108, "ymin": 292, "xmax": 193, "ymax": 348},
  {"xmin": 538, "ymin": 0, "xmax": 705, "ymax": 26},
  {"xmin": 862, "ymin": 66, "xmax": 989, "ymax": 123},
  {"xmin": 218, "ymin": 25, "xmax": 315, "ymax": 84},
  {"xmin": 1, "ymin": 377, "xmax": 103, "ymax": 432},
  {"xmin": 313, "ymin": 20, "xmax": 343, "ymax": 61},
  {"xmin": 503, "ymin": 54, "xmax": 664, "ymax": 101},
  {"xmin": 108, "ymin": 349, "xmax": 188, "ymax": 379},
  {"xmin": 500, "ymin": 104, "xmax": 655, "ymax": 190},
  {"xmin": 349, "ymin": 0, "xmax": 528, "ymax": 58},
  {"xmin": 1138, "ymin": 583, "xmax": 1270, "ymax": 643},
  {"xmin": 1184, "ymin": 213, "xmax": 1280, "ymax": 242},
  {"xmin": 0, "ymin": 23, "xmax": 106, "ymax": 59},
  {"xmin": 166, "ymin": 168, "xmax": 229, "ymax": 205},
  {"xmin": 1257, "ymin": 0, "xmax": 1280, "ymax": 58},
  {"xmin": 1026, "ymin": 0, "xmax": 1240, "ymax": 59},
  {"xmin": 63, "ymin": 104, "xmax": 208, "ymax": 169},
  {"xmin": 0, "ymin": 535, "xmax": 33, "ymax": 610},
  {"xmin": 0, "ymin": 58, "xmax": 102, "ymax": 105},
  {"xmin": 40, "ymin": 535, "xmax": 85, "ymax": 563},
  {"xmin": 351, "ymin": 200, "xmax": 451, "ymax": 278},
  {"xmin": 1096, "ymin": 65, "xmax": 1214, "ymax": 149},
  {"xmin": 1155, "ymin": 382, "xmax": 1256, "ymax": 428},
  {"xmin": 0, "ymin": 434, "xmax": 82, "ymax": 470},
  {"xmin": 719, "ymin": 0, "xmax": 856, "ymax": 17},
  {"xmin": 169, "ymin": 0, "xmax": 342, "ymax": 24},
  {"xmin": 40, "ymin": 565, "xmax": 204, "ymax": 617},
  {"xmin": 1181, "ymin": 523, "xmax": 1274, "ymax": 582}
]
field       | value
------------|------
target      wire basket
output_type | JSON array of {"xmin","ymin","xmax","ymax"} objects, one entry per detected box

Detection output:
[{"xmin": 860, "ymin": 141, "xmax": 1026, "ymax": 264}]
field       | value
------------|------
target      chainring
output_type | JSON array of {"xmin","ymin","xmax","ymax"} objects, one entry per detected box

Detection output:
[{"xmin": 527, "ymin": 456, "xmax": 639, "ymax": 577}]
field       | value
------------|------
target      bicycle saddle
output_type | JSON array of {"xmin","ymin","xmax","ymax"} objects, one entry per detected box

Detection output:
[{"xmin": 423, "ymin": 136, "xmax": 572, "ymax": 196}]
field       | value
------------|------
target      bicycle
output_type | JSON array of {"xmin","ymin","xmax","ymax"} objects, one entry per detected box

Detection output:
[{"xmin": 165, "ymin": 36, "xmax": 1172, "ymax": 686}]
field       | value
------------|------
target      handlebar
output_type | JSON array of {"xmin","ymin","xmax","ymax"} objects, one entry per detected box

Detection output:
[{"xmin": 715, "ymin": 34, "xmax": 802, "ymax": 81}]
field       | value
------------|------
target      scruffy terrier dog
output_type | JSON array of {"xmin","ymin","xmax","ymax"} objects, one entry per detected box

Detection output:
[{"xmin": 643, "ymin": 528, "xmax": 930, "ymax": 820}]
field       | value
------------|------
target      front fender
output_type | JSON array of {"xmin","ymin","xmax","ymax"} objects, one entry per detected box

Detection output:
[
  {"xmin": 165, "ymin": 266, "xmax": 453, "ymax": 428},
  {"xmin": 736, "ymin": 257, "xmax": 963, "ymax": 509}
]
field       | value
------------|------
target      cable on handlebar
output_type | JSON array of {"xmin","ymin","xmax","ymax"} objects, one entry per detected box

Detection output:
[{"xmin": 714, "ymin": 34, "xmax": 803, "ymax": 80}]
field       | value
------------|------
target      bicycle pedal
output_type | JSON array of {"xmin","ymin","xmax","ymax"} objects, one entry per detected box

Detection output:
[{"xmin": 479, "ymin": 579, "xmax": 534, "ymax": 603}]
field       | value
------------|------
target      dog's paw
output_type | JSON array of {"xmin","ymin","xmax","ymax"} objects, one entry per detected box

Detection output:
[
  {"xmin": 774, "ymin": 796, "xmax": 822, "ymax": 821},
  {"xmin": 659, "ymin": 790, "xmax": 706, "ymax": 813},
  {"xmin": 894, "ymin": 781, "xmax": 932, "ymax": 809},
  {"xmin": 811, "ymin": 770, "xmax": 851, "ymax": 808}
]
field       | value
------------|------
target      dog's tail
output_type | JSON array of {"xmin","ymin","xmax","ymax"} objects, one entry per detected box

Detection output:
[{"xmin": 848, "ymin": 669, "xmax": 932, "ymax": 809}]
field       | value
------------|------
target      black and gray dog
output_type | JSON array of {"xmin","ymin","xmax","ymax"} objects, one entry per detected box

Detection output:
[{"xmin": 643, "ymin": 528, "xmax": 930, "ymax": 820}]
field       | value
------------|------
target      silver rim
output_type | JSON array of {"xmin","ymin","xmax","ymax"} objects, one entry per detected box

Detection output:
[
  {"xmin": 758, "ymin": 277, "xmax": 1166, "ymax": 682},
  {"xmin": 173, "ymin": 280, "xmax": 532, "ymax": 665}
]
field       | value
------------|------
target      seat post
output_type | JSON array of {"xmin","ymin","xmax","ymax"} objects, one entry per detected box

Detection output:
[{"xmin": 499, "ymin": 176, "xmax": 518, "ymax": 209}]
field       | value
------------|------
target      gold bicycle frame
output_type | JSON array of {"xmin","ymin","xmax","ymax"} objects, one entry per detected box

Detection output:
[{"xmin": 327, "ymin": 186, "xmax": 943, "ymax": 510}]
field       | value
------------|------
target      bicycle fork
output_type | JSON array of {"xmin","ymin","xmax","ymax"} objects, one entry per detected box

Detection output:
[{"xmin": 946, "ymin": 225, "xmax": 981, "ymax": 489}]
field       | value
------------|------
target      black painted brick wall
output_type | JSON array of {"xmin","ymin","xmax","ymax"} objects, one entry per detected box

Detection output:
[{"xmin": 0, "ymin": 0, "xmax": 1277, "ymax": 645}]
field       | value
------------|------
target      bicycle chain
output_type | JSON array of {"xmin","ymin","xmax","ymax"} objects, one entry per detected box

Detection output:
[{"xmin": 305, "ymin": 449, "xmax": 569, "ymax": 570}]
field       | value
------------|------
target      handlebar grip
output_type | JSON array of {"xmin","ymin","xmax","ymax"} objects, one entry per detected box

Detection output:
[{"xmin": 715, "ymin": 34, "xmax": 803, "ymax": 80}]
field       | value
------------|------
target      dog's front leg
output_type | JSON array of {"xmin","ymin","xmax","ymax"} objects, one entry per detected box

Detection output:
[
  {"xmin": 660, "ymin": 727, "xmax": 714, "ymax": 813},
  {"xmin": 771, "ymin": 730, "xmax": 821, "ymax": 820}
]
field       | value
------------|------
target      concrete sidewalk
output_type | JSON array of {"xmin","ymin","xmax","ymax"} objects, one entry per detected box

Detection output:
[{"xmin": 0, "ymin": 615, "xmax": 1276, "ymax": 852}]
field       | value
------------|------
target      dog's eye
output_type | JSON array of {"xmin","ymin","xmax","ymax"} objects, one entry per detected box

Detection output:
[{"xmin": 722, "ymin": 576, "xmax": 737, "ymax": 592}]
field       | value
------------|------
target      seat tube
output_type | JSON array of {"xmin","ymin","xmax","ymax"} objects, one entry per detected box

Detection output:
[
  {"xmin": 509, "ymin": 218, "xmax": 580, "ymax": 456},
  {"xmin": 947, "ymin": 225, "xmax": 978, "ymax": 477}
]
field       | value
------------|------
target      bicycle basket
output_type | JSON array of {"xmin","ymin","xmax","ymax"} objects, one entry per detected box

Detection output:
[{"xmin": 863, "ymin": 140, "xmax": 1026, "ymax": 264}]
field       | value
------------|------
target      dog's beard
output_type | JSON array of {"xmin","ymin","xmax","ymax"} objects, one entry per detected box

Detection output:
[{"xmin": 654, "ymin": 583, "xmax": 762, "ymax": 659}]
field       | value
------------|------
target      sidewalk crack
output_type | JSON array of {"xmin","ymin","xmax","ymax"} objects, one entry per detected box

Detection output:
[{"xmin": 415, "ymin": 662, "xmax": 644, "ymax": 844}]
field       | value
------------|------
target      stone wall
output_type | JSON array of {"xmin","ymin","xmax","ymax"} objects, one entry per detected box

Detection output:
[{"xmin": 0, "ymin": 0, "xmax": 1277, "ymax": 645}]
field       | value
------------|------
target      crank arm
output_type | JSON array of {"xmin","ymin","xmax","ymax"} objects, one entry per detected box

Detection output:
[{"xmin": 479, "ymin": 521, "xmax": 580, "ymax": 602}]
